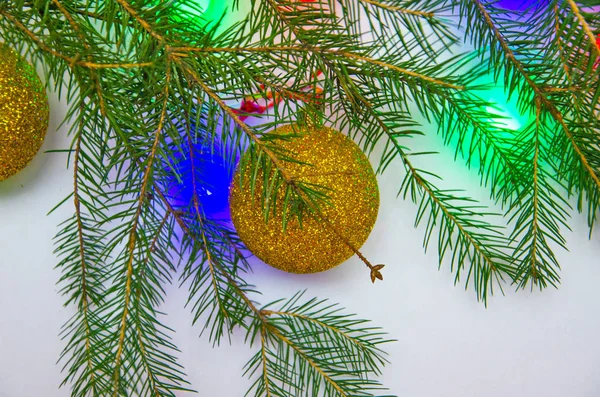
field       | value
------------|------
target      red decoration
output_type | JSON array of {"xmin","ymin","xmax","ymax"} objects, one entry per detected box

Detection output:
[
  {"xmin": 233, "ymin": 71, "xmax": 324, "ymax": 121},
  {"xmin": 595, "ymin": 34, "xmax": 600, "ymax": 70},
  {"xmin": 232, "ymin": 0, "xmax": 326, "ymax": 120}
]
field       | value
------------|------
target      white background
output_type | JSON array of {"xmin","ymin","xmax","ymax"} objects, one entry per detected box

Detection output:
[{"xmin": 3, "ymin": 21, "xmax": 600, "ymax": 397}]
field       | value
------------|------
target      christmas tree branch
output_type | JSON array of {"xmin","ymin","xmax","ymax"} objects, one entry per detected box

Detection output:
[
  {"xmin": 46, "ymin": 0, "xmax": 109, "ymax": 137},
  {"xmin": 134, "ymin": 212, "xmax": 173, "ymax": 397},
  {"xmin": 111, "ymin": 61, "xmax": 173, "ymax": 395},
  {"xmin": 260, "ymin": 308, "xmax": 384, "ymax": 369},
  {"xmin": 158, "ymin": 187, "xmax": 390, "ymax": 396},
  {"xmin": 554, "ymin": 6, "xmax": 576, "ymax": 90},
  {"xmin": 507, "ymin": 99, "xmax": 568, "ymax": 289},
  {"xmin": 322, "ymin": 60, "xmax": 515, "ymax": 300},
  {"xmin": 433, "ymin": 87, "xmax": 523, "ymax": 203},
  {"xmin": 180, "ymin": 63, "xmax": 295, "ymax": 181},
  {"xmin": 0, "ymin": 8, "xmax": 150, "ymax": 69},
  {"xmin": 56, "ymin": 101, "xmax": 110, "ymax": 396},
  {"xmin": 456, "ymin": 0, "xmax": 597, "ymax": 287},
  {"xmin": 469, "ymin": 0, "xmax": 600, "ymax": 191},
  {"xmin": 359, "ymin": 0, "xmax": 435, "ymax": 17},
  {"xmin": 550, "ymin": 5, "xmax": 600, "ymax": 230},
  {"xmin": 185, "ymin": 129, "xmax": 233, "ymax": 332},
  {"xmin": 246, "ymin": 292, "xmax": 391, "ymax": 397},
  {"xmin": 566, "ymin": 0, "xmax": 600, "ymax": 59},
  {"xmin": 183, "ymin": 45, "xmax": 463, "ymax": 89},
  {"xmin": 113, "ymin": 0, "xmax": 164, "ymax": 42},
  {"xmin": 72, "ymin": 119, "xmax": 95, "ymax": 381}
]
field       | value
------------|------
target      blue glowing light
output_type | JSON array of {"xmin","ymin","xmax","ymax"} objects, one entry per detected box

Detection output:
[
  {"xmin": 493, "ymin": 0, "xmax": 547, "ymax": 11},
  {"xmin": 167, "ymin": 141, "xmax": 234, "ymax": 219}
]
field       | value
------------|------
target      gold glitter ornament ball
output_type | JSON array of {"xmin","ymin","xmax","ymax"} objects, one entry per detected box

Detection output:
[
  {"xmin": 230, "ymin": 124, "xmax": 379, "ymax": 274},
  {"xmin": 0, "ymin": 43, "xmax": 49, "ymax": 181}
]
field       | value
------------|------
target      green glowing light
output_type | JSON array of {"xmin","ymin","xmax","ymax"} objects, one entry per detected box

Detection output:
[
  {"xmin": 146, "ymin": 0, "xmax": 251, "ymax": 33},
  {"xmin": 176, "ymin": 0, "xmax": 227, "ymax": 24},
  {"xmin": 485, "ymin": 104, "xmax": 524, "ymax": 131},
  {"xmin": 483, "ymin": 87, "xmax": 531, "ymax": 133},
  {"xmin": 154, "ymin": 0, "xmax": 234, "ymax": 30}
]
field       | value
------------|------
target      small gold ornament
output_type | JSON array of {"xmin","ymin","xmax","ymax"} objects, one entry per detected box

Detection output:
[
  {"xmin": 0, "ymin": 43, "xmax": 49, "ymax": 181},
  {"xmin": 230, "ymin": 123, "xmax": 379, "ymax": 274}
]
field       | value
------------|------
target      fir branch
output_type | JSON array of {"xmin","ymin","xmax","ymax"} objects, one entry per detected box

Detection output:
[
  {"xmin": 30, "ymin": 4, "xmax": 194, "ymax": 388},
  {"xmin": 259, "ymin": 304, "xmax": 388, "ymax": 375},
  {"xmin": 56, "ymin": 102, "xmax": 110, "ymax": 396},
  {"xmin": 345, "ymin": 0, "xmax": 456, "ymax": 57},
  {"xmin": 401, "ymin": 154, "xmax": 515, "ymax": 301},
  {"xmin": 507, "ymin": 99, "xmax": 570, "ymax": 289},
  {"xmin": 179, "ymin": 44, "xmax": 463, "ymax": 89},
  {"xmin": 180, "ymin": 62, "xmax": 295, "ymax": 181},
  {"xmin": 566, "ymin": 0, "xmax": 600, "ymax": 59},
  {"xmin": 135, "ymin": 212, "xmax": 172, "ymax": 397},
  {"xmin": 352, "ymin": 94, "xmax": 515, "ymax": 300},
  {"xmin": 113, "ymin": 0, "xmax": 165, "ymax": 42},
  {"xmin": 456, "ymin": 0, "xmax": 597, "ymax": 287},
  {"xmin": 155, "ymin": 169, "xmax": 257, "ymax": 344},
  {"xmin": 245, "ymin": 293, "xmax": 392, "ymax": 397},
  {"xmin": 71, "ymin": 119, "xmax": 100, "ymax": 393},
  {"xmin": 0, "ymin": 8, "xmax": 150, "ymax": 69},
  {"xmin": 435, "ymin": 89, "xmax": 523, "ymax": 203},
  {"xmin": 307, "ymin": 47, "xmax": 516, "ymax": 300},
  {"xmin": 359, "ymin": 0, "xmax": 435, "ymax": 17},
  {"xmin": 160, "ymin": 192, "xmax": 391, "ymax": 396},
  {"xmin": 550, "ymin": 5, "xmax": 600, "ymax": 229},
  {"xmin": 554, "ymin": 5, "xmax": 576, "ymax": 88},
  {"xmin": 111, "ymin": 60, "xmax": 172, "ymax": 396},
  {"xmin": 184, "ymin": 129, "xmax": 238, "ymax": 341},
  {"xmin": 466, "ymin": 0, "xmax": 600, "ymax": 193}
]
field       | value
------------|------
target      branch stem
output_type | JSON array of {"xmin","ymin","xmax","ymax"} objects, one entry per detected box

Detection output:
[{"xmin": 112, "ymin": 61, "xmax": 172, "ymax": 396}]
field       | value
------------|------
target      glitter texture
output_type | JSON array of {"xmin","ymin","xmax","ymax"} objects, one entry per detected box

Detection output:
[
  {"xmin": 230, "ymin": 124, "xmax": 379, "ymax": 274},
  {"xmin": 0, "ymin": 43, "xmax": 49, "ymax": 181}
]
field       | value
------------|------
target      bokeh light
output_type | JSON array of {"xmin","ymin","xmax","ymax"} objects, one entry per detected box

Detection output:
[
  {"xmin": 167, "ymin": 139, "xmax": 234, "ymax": 219},
  {"xmin": 492, "ymin": 0, "xmax": 547, "ymax": 11},
  {"xmin": 484, "ymin": 87, "xmax": 531, "ymax": 133},
  {"xmin": 168, "ymin": 0, "xmax": 250, "ymax": 31},
  {"xmin": 176, "ymin": 0, "xmax": 227, "ymax": 25}
]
